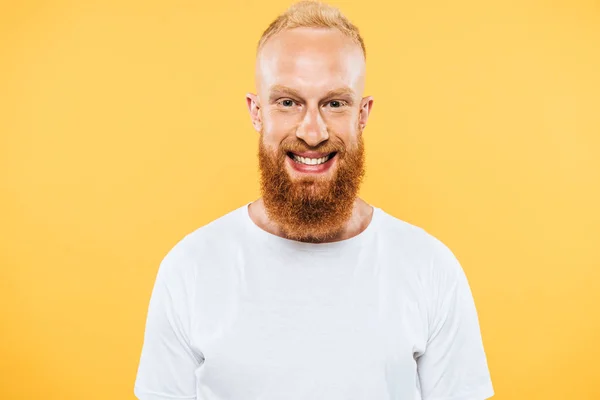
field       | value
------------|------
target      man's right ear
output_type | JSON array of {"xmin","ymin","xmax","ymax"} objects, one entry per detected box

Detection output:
[{"xmin": 246, "ymin": 93, "xmax": 262, "ymax": 133}]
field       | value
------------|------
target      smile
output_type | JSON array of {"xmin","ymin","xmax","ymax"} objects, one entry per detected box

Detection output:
[{"xmin": 288, "ymin": 152, "xmax": 336, "ymax": 165}]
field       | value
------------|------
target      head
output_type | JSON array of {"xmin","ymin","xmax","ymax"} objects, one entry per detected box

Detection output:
[{"xmin": 246, "ymin": 0, "xmax": 374, "ymax": 242}]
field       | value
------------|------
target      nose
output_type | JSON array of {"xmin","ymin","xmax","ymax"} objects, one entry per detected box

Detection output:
[{"xmin": 296, "ymin": 106, "xmax": 329, "ymax": 147}]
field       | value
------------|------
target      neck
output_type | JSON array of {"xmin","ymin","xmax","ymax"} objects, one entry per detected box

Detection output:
[{"xmin": 248, "ymin": 197, "xmax": 374, "ymax": 243}]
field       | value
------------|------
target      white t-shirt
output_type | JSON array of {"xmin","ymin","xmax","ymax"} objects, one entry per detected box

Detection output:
[{"xmin": 134, "ymin": 204, "xmax": 494, "ymax": 400}]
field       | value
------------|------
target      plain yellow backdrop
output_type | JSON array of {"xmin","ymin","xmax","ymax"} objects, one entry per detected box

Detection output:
[{"xmin": 1, "ymin": 0, "xmax": 599, "ymax": 399}]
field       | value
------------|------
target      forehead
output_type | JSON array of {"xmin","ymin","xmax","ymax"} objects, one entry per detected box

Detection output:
[{"xmin": 257, "ymin": 27, "xmax": 365, "ymax": 97}]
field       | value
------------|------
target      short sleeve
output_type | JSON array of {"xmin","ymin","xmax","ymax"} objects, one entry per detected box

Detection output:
[
  {"xmin": 134, "ymin": 246, "xmax": 203, "ymax": 400},
  {"xmin": 417, "ymin": 241, "xmax": 494, "ymax": 400}
]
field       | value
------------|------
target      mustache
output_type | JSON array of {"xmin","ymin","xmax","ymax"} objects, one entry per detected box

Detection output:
[{"xmin": 278, "ymin": 139, "xmax": 345, "ymax": 156}]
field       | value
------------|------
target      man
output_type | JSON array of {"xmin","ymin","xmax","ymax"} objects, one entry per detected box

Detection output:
[{"xmin": 134, "ymin": 1, "xmax": 494, "ymax": 399}]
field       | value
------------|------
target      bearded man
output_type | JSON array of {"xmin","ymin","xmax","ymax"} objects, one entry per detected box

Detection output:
[{"xmin": 134, "ymin": 2, "xmax": 494, "ymax": 399}]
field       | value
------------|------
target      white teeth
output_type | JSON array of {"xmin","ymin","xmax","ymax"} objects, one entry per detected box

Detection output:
[{"xmin": 292, "ymin": 154, "xmax": 331, "ymax": 165}]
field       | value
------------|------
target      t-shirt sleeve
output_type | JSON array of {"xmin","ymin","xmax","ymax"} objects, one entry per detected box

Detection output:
[
  {"xmin": 134, "ymin": 247, "xmax": 203, "ymax": 400},
  {"xmin": 417, "ymin": 240, "xmax": 494, "ymax": 400}
]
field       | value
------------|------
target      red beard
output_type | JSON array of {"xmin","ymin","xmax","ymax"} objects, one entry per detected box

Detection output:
[{"xmin": 258, "ymin": 135, "xmax": 365, "ymax": 242}]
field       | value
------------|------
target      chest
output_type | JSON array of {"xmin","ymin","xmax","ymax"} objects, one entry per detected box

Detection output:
[{"xmin": 189, "ymin": 251, "xmax": 427, "ymax": 399}]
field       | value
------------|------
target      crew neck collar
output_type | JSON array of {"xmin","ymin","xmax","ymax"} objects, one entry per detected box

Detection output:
[{"xmin": 240, "ymin": 202, "xmax": 381, "ymax": 253}]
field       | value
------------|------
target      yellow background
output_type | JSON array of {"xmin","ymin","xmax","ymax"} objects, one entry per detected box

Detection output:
[{"xmin": 1, "ymin": 0, "xmax": 599, "ymax": 399}]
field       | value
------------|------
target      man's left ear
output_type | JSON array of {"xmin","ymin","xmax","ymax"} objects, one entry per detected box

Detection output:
[{"xmin": 359, "ymin": 96, "xmax": 374, "ymax": 131}]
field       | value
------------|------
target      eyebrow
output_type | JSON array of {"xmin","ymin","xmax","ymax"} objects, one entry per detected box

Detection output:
[
  {"xmin": 323, "ymin": 87, "xmax": 355, "ymax": 99},
  {"xmin": 268, "ymin": 85, "xmax": 356, "ymax": 103},
  {"xmin": 268, "ymin": 85, "xmax": 303, "ymax": 102}
]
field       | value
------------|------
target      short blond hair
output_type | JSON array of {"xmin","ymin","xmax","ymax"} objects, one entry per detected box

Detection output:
[{"xmin": 257, "ymin": 0, "xmax": 366, "ymax": 59}]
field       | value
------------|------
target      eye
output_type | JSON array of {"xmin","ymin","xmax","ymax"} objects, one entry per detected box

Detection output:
[
  {"xmin": 280, "ymin": 99, "xmax": 295, "ymax": 107},
  {"xmin": 327, "ymin": 100, "xmax": 347, "ymax": 108}
]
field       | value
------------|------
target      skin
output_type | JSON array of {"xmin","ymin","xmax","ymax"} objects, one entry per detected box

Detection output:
[{"xmin": 246, "ymin": 26, "xmax": 375, "ymax": 242}]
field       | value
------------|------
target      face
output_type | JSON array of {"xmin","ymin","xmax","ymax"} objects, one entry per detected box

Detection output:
[{"xmin": 247, "ymin": 27, "xmax": 373, "ymax": 242}]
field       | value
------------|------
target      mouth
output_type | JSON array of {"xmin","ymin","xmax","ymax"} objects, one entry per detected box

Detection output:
[
  {"xmin": 286, "ymin": 151, "xmax": 338, "ymax": 174},
  {"xmin": 287, "ymin": 152, "xmax": 337, "ymax": 165}
]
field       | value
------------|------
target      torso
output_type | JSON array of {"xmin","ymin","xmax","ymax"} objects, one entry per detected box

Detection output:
[{"xmin": 185, "ymin": 204, "xmax": 430, "ymax": 400}]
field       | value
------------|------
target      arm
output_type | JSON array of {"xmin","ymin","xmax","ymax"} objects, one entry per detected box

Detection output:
[
  {"xmin": 417, "ymin": 240, "xmax": 494, "ymax": 400},
  {"xmin": 134, "ymin": 246, "xmax": 203, "ymax": 400}
]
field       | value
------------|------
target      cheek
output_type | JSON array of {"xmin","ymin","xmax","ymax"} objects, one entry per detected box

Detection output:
[
  {"xmin": 262, "ymin": 112, "xmax": 299, "ymax": 143},
  {"xmin": 329, "ymin": 116, "xmax": 360, "ymax": 144}
]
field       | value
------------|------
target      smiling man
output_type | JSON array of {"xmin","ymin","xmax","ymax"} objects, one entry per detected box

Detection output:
[
  {"xmin": 248, "ymin": 21, "xmax": 371, "ymax": 244},
  {"xmin": 134, "ymin": 1, "xmax": 494, "ymax": 400}
]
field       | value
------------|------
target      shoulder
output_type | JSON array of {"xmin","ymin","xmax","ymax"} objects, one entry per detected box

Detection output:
[
  {"xmin": 375, "ymin": 208, "xmax": 455, "ymax": 258},
  {"xmin": 155, "ymin": 204, "xmax": 248, "ymax": 284},
  {"xmin": 374, "ymin": 207, "xmax": 463, "ymax": 277}
]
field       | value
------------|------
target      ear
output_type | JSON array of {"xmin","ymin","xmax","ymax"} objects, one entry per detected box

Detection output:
[
  {"xmin": 246, "ymin": 93, "xmax": 262, "ymax": 133},
  {"xmin": 358, "ymin": 96, "xmax": 374, "ymax": 131}
]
